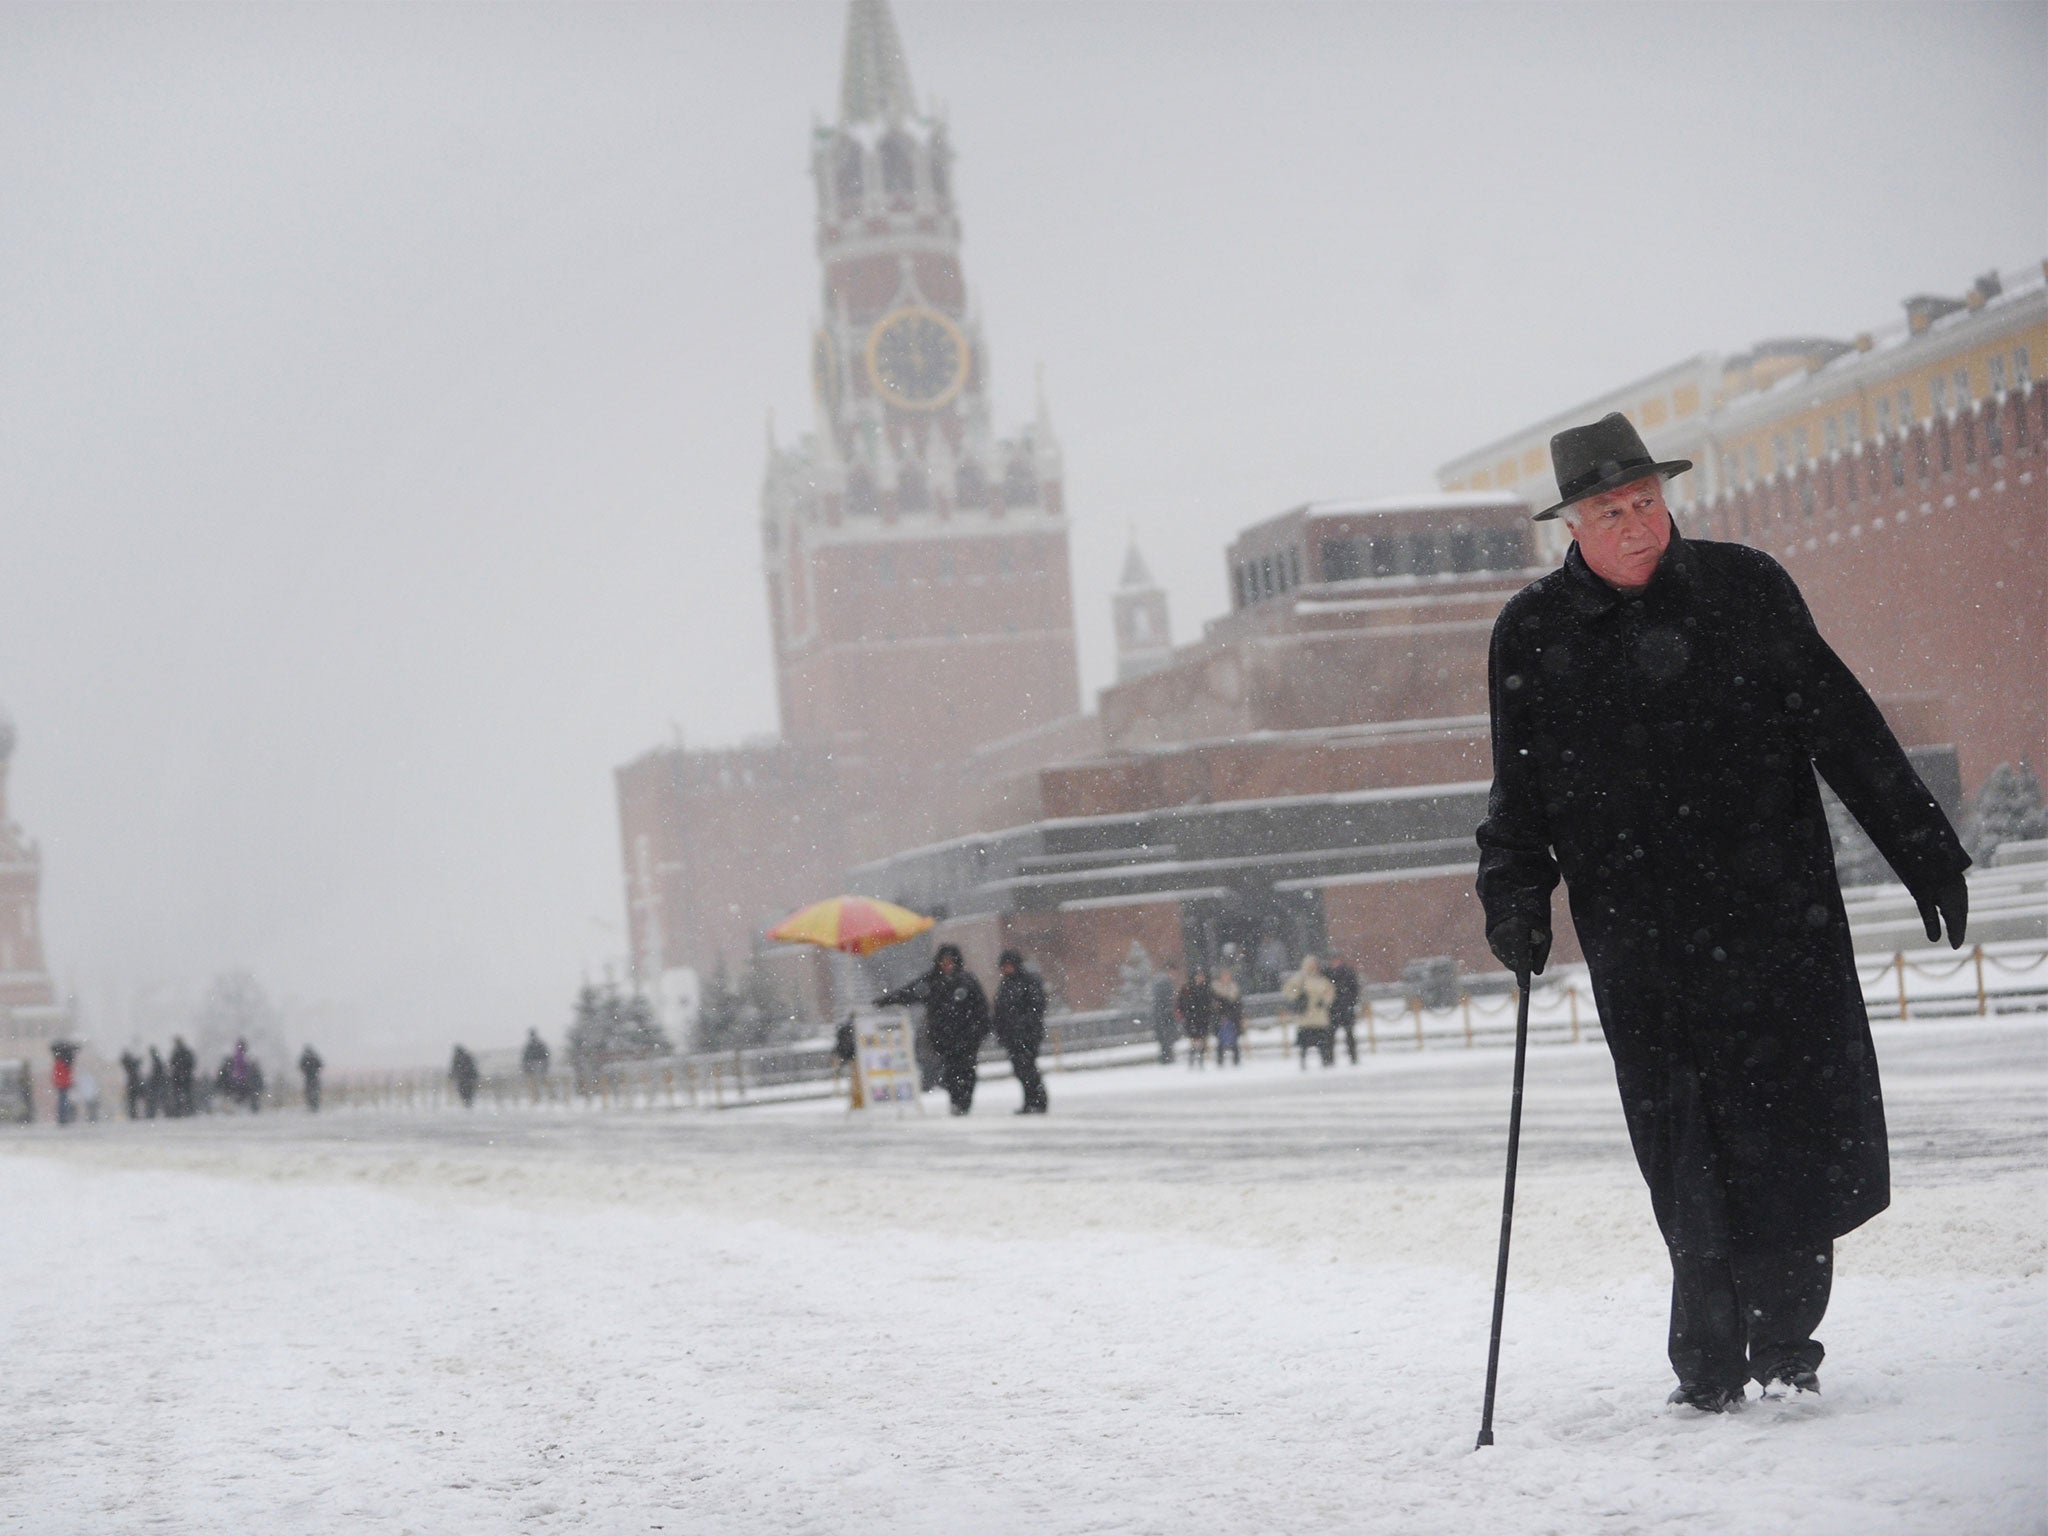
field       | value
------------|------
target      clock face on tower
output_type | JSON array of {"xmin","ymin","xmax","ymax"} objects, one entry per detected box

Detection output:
[{"xmin": 865, "ymin": 306, "xmax": 969, "ymax": 411}]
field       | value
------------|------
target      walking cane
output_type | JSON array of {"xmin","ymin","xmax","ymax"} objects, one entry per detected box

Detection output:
[{"xmin": 1475, "ymin": 971, "xmax": 1532, "ymax": 1450}]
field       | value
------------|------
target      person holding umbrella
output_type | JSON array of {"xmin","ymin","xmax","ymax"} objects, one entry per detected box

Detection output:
[{"xmin": 1476, "ymin": 413, "xmax": 1969, "ymax": 1415}]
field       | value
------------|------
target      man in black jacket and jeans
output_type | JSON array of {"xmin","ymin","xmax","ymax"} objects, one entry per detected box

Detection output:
[
  {"xmin": 1477, "ymin": 413, "xmax": 1970, "ymax": 1414},
  {"xmin": 876, "ymin": 944, "xmax": 991, "ymax": 1115},
  {"xmin": 992, "ymin": 949, "xmax": 1050, "ymax": 1115}
]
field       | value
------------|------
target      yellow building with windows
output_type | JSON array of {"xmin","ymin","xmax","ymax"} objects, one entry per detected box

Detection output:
[{"xmin": 1439, "ymin": 260, "xmax": 2047, "ymax": 552}]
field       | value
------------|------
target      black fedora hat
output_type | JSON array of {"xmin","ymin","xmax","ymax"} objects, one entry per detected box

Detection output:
[{"xmin": 1535, "ymin": 411, "xmax": 1692, "ymax": 521}]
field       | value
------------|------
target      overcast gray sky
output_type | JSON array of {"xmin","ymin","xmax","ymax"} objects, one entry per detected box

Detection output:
[{"xmin": 3, "ymin": 1, "xmax": 2042, "ymax": 1064}]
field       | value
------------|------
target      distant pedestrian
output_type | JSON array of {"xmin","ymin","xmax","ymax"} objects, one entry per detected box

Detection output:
[
  {"xmin": 449, "ymin": 1045, "xmax": 480, "ymax": 1109},
  {"xmin": 1176, "ymin": 969, "xmax": 1215, "ymax": 1068},
  {"xmin": 1284, "ymin": 955, "xmax": 1336, "ymax": 1069},
  {"xmin": 298, "ymin": 1045, "xmax": 324, "ymax": 1112},
  {"xmin": 992, "ymin": 950, "xmax": 1050, "ymax": 1115},
  {"xmin": 78, "ymin": 1069, "xmax": 102, "ymax": 1123},
  {"xmin": 875, "ymin": 944, "xmax": 991, "ymax": 1115},
  {"xmin": 144, "ymin": 1047, "xmax": 167, "ymax": 1119},
  {"xmin": 832, "ymin": 1016, "xmax": 862, "ymax": 1106},
  {"xmin": 168, "ymin": 1036, "xmax": 196, "ymax": 1118},
  {"xmin": 223, "ymin": 1038, "xmax": 261, "ymax": 1112},
  {"xmin": 1326, "ymin": 958, "xmax": 1362, "ymax": 1064},
  {"xmin": 1212, "ymin": 968, "xmax": 1244, "ymax": 1065},
  {"xmin": 1149, "ymin": 963, "xmax": 1180, "ymax": 1065},
  {"xmin": 520, "ymin": 1028, "xmax": 550, "ymax": 1101},
  {"xmin": 50, "ymin": 1042, "xmax": 76, "ymax": 1126},
  {"xmin": 119, "ymin": 1050, "xmax": 145, "ymax": 1120}
]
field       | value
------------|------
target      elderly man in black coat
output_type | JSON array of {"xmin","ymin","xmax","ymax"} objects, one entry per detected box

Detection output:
[
  {"xmin": 1477, "ymin": 413, "xmax": 1970, "ymax": 1414},
  {"xmin": 876, "ymin": 943, "xmax": 991, "ymax": 1115}
]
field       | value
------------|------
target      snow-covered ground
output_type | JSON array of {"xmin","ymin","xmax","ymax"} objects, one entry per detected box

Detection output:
[{"xmin": 3, "ymin": 1018, "xmax": 2042, "ymax": 1535}]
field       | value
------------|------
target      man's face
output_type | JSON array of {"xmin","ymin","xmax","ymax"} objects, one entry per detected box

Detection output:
[
  {"xmin": 938, "ymin": 953, "xmax": 957, "ymax": 974},
  {"xmin": 1567, "ymin": 476, "xmax": 1672, "ymax": 592}
]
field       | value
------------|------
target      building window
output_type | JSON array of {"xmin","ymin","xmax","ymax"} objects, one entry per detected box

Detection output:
[
  {"xmin": 1408, "ymin": 532, "xmax": 1440, "ymax": 577},
  {"xmin": 834, "ymin": 140, "xmax": 865, "ymax": 209},
  {"xmin": 1369, "ymin": 536, "xmax": 1401, "ymax": 577},
  {"xmin": 879, "ymin": 135, "xmax": 915, "ymax": 199},
  {"xmin": 1002, "ymin": 459, "xmax": 1040, "ymax": 507},
  {"xmin": 1875, "ymin": 399, "xmax": 1892, "ymax": 435},
  {"xmin": 1842, "ymin": 409, "xmax": 1860, "ymax": 446},
  {"xmin": 1321, "ymin": 537, "xmax": 1365, "ymax": 582},
  {"xmin": 1823, "ymin": 418, "xmax": 1840, "ymax": 454},
  {"xmin": 1990, "ymin": 355, "xmax": 2008, "ymax": 393},
  {"xmin": 1800, "ymin": 477, "xmax": 1816, "ymax": 517},
  {"xmin": 1898, "ymin": 389, "xmax": 1912, "ymax": 425},
  {"xmin": 1449, "ymin": 528, "xmax": 1479, "ymax": 571},
  {"xmin": 1932, "ymin": 377, "xmax": 1949, "ymax": 413},
  {"xmin": 2015, "ymin": 345, "xmax": 2032, "ymax": 383},
  {"xmin": 1483, "ymin": 528, "xmax": 1527, "ymax": 570},
  {"xmin": 955, "ymin": 462, "xmax": 989, "ymax": 510},
  {"xmin": 1285, "ymin": 548, "xmax": 1302, "ymax": 589},
  {"xmin": 1987, "ymin": 405, "xmax": 2004, "ymax": 459},
  {"xmin": 845, "ymin": 465, "xmax": 879, "ymax": 517},
  {"xmin": 1953, "ymin": 367, "xmax": 1970, "ymax": 405}
]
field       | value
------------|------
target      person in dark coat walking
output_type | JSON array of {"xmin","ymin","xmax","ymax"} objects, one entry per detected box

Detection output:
[
  {"xmin": 449, "ymin": 1045, "xmax": 481, "ymax": 1109},
  {"xmin": 1176, "ymin": 969, "xmax": 1216, "ymax": 1068},
  {"xmin": 875, "ymin": 944, "xmax": 990, "ymax": 1115},
  {"xmin": 992, "ymin": 950, "xmax": 1050, "ymax": 1114},
  {"xmin": 119, "ymin": 1050, "xmax": 145, "ymax": 1120},
  {"xmin": 167, "ymin": 1036, "xmax": 197, "ymax": 1119},
  {"xmin": 144, "ymin": 1047, "xmax": 167, "ymax": 1119},
  {"xmin": 1477, "ymin": 413, "xmax": 1970, "ymax": 1413},
  {"xmin": 298, "ymin": 1045, "xmax": 324, "ymax": 1112},
  {"xmin": 1325, "ymin": 959, "xmax": 1362, "ymax": 1064}
]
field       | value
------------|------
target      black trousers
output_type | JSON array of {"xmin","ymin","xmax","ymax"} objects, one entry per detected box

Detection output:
[
  {"xmin": 940, "ymin": 1051, "xmax": 979, "ymax": 1114},
  {"xmin": 1007, "ymin": 1047, "xmax": 1048, "ymax": 1112},
  {"xmin": 1333, "ymin": 1012, "xmax": 1358, "ymax": 1064},
  {"xmin": 1669, "ymin": 1242, "xmax": 1832, "ymax": 1391}
]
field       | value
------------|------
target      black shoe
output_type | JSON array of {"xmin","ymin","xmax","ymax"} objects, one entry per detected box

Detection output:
[
  {"xmin": 1757, "ymin": 1361, "xmax": 1821, "ymax": 1397},
  {"xmin": 1667, "ymin": 1382, "xmax": 1745, "ymax": 1413}
]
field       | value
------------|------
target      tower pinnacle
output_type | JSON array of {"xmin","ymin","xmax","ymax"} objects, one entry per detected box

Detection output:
[{"xmin": 840, "ymin": 0, "xmax": 916, "ymax": 124}]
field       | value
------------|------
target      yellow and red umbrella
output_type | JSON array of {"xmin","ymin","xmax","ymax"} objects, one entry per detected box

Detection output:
[{"xmin": 766, "ymin": 895, "xmax": 935, "ymax": 957}]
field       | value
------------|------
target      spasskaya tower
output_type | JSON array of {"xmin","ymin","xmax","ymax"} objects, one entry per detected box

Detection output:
[{"xmin": 762, "ymin": 0, "xmax": 1081, "ymax": 770}]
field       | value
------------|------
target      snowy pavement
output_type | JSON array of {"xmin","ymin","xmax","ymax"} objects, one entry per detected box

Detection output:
[{"xmin": 2, "ymin": 1018, "xmax": 2043, "ymax": 1535}]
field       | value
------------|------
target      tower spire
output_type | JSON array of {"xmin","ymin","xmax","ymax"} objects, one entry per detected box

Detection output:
[{"xmin": 840, "ymin": 0, "xmax": 916, "ymax": 124}]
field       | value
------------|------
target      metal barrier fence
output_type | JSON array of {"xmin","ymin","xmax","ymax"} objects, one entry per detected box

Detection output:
[{"xmin": 300, "ymin": 939, "xmax": 2047, "ymax": 1118}]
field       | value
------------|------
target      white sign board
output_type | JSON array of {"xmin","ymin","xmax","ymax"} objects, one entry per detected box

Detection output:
[{"xmin": 854, "ymin": 1009, "xmax": 921, "ymax": 1113}]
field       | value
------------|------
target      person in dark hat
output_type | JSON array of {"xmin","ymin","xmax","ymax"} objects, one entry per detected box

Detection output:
[
  {"xmin": 875, "ymin": 944, "xmax": 991, "ymax": 1115},
  {"xmin": 1476, "ymin": 411, "xmax": 1970, "ymax": 1414},
  {"xmin": 991, "ymin": 949, "xmax": 1050, "ymax": 1114}
]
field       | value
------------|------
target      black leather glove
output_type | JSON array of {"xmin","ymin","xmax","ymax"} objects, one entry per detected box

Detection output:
[
  {"xmin": 1915, "ymin": 875, "xmax": 1969, "ymax": 949},
  {"xmin": 1486, "ymin": 916, "xmax": 1551, "ymax": 982}
]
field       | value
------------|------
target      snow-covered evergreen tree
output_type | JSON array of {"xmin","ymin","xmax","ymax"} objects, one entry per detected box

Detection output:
[
  {"xmin": 1114, "ymin": 942, "xmax": 1154, "ymax": 1024},
  {"xmin": 1967, "ymin": 760, "xmax": 2048, "ymax": 864}
]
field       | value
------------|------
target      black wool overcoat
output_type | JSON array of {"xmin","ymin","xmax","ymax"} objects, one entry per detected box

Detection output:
[
  {"xmin": 1476, "ymin": 529, "xmax": 1968, "ymax": 1254},
  {"xmin": 993, "ymin": 970, "xmax": 1047, "ymax": 1055},
  {"xmin": 877, "ymin": 966, "xmax": 991, "ymax": 1059}
]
